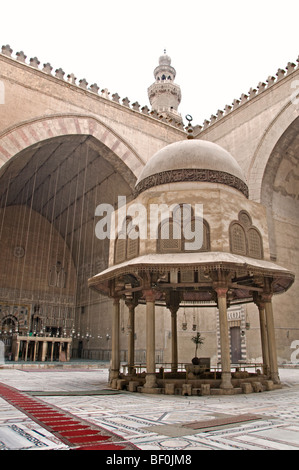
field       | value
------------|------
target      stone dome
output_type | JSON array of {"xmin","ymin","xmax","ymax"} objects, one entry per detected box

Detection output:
[
  {"xmin": 159, "ymin": 53, "xmax": 171, "ymax": 66},
  {"xmin": 135, "ymin": 139, "xmax": 248, "ymax": 197}
]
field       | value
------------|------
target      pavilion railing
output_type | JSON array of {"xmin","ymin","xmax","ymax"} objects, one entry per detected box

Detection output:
[{"xmin": 121, "ymin": 362, "xmax": 265, "ymax": 375}]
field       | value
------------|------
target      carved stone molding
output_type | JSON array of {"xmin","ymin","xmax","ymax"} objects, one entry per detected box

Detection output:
[{"xmin": 135, "ymin": 168, "xmax": 249, "ymax": 198}]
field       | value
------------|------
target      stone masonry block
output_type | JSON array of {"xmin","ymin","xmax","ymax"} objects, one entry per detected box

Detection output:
[
  {"xmin": 200, "ymin": 383, "xmax": 211, "ymax": 395},
  {"xmin": 117, "ymin": 379, "xmax": 127, "ymax": 390},
  {"xmin": 165, "ymin": 383, "xmax": 175, "ymax": 395},
  {"xmin": 111, "ymin": 379, "xmax": 118, "ymax": 389},
  {"xmin": 264, "ymin": 380, "xmax": 274, "ymax": 391},
  {"xmin": 182, "ymin": 384, "xmax": 192, "ymax": 396},
  {"xmin": 128, "ymin": 381, "xmax": 140, "ymax": 392},
  {"xmin": 241, "ymin": 382, "xmax": 253, "ymax": 394},
  {"xmin": 252, "ymin": 381, "xmax": 263, "ymax": 393}
]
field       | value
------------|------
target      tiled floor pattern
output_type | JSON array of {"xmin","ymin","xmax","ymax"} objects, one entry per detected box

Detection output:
[
  {"xmin": 41, "ymin": 391, "xmax": 299, "ymax": 450},
  {"xmin": 0, "ymin": 382, "xmax": 137, "ymax": 450},
  {"xmin": 1, "ymin": 366, "xmax": 299, "ymax": 450}
]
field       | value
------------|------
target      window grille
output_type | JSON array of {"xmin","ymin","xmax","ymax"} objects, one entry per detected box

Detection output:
[{"xmin": 229, "ymin": 211, "xmax": 263, "ymax": 259}]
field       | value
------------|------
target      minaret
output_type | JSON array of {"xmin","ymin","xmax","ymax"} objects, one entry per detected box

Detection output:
[{"xmin": 148, "ymin": 51, "xmax": 182, "ymax": 124}]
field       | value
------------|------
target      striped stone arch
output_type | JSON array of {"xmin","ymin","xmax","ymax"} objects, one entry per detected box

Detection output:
[
  {"xmin": 247, "ymin": 102, "xmax": 299, "ymax": 202},
  {"xmin": 0, "ymin": 114, "xmax": 145, "ymax": 188}
]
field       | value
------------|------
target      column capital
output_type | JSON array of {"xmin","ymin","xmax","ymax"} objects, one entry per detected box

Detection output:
[
  {"xmin": 261, "ymin": 278, "xmax": 274, "ymax": 302},
  {"xmin": 256, "ymin": 300, "xmax": 266, "ymax": 310},
  {"xmin": 125, "ymin": 297, "xmax": 138, "ymax": 310},
  {"xmin": 260, "ymin": 292, "xmax": 273, "ymax": 303},
  {"xmin": 253, "ymin": 293, "xmax": 266, "ymax": 310},
  {"xmin": 112, "ymin": 296, "xmax": 121, "ymax": 305},
  {"xmin": 213, "ymin": 285, "xmax": 228, "ymax": 298},
  {"xmin": 165, "ymin": 291, "xmax": 180, "ymax": 315},
  {"xmin": 167, "ymin": 302, "xmax": 180, "ymax": 316},
  {"xmin": 143, "ymin": 289, "xmax": 157, "ymax": 303}
]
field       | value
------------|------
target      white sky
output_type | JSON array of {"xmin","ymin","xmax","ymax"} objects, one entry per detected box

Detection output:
[{"xmin": 1, "ymin": 0, "xmax": 298, "ymax": 126}]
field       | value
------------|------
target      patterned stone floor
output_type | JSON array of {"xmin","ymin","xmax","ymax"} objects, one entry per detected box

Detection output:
[{"xmin": 1, "ymin": 365, "xmax": 299, "ymax": 450}]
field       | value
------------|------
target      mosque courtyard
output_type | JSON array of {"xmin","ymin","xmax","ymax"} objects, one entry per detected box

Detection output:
[{"xmin": 0, "ymin": 362, "xmax": 299, "ymax": 451}]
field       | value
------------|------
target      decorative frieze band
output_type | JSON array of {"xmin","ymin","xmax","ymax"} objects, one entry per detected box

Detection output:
[{"xmin": 135, "ymin": 168, "xmax": 249, "ymax": 198}]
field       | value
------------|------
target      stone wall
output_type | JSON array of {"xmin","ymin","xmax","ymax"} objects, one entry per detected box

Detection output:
[
  {"xmin": 0, "ymin": 48, "xmax": 185, "ymax": 170},
  {"xmin": 0, "ymin": 205, "xmax": 76, "ymax": 334}
]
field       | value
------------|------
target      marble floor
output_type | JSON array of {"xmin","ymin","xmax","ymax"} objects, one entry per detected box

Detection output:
[{"xmin": 1, "ymin": 365, "xmax": 299, "ymax": 451}]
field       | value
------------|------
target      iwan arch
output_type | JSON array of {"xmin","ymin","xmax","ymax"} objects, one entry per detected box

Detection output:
[{"xmin": 0, "ymin": 45, "xmax": 298, "ymax": 391}]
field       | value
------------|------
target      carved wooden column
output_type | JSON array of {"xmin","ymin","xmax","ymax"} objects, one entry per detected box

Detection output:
[
  {"xmin": 110, "ymin": 297, "xmax": 120, "ymax": 382},
  {"xmin": 214, "ymin": 285, "xmax": 233, "ymax": 389},
  {"xmin": 254, "ymin": 296, "xmax": 270, "ymax": 376},
  {"xmin": 263, "ymin": 292, "xmax": 280, "ymax": 384},
  {"xmin": 143, "ymin": 289, "xmax": 158, "ymax": 389}
]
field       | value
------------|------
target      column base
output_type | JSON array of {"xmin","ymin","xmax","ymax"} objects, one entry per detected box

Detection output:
[
  {"xmin": 141, "ymin": 387, "xmax": 162, "ymax": 394},
  {"xmin": 142, "ymin": 373, "xmax": 162, "ymax": 393},
  {"xmin": 109, "ymin": 368, "xmax": 120, "ymax": 384},
  {"xmin": 270, "ymin": 372, "xmax": 280, "ymax": 385},
  {"xmin": 144, "ymin": 372, "xmax": 158, "ymax": 389},
  {"xmin": 220, "ymin": 371, "xmax": 233, "ymax": 389}
]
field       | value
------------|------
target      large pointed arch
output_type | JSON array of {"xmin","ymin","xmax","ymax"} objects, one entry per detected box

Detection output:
[
  {"xmin": 0, "ymin": 114, "xmax": 145, "ymax": 187},
  {"xmin": 0, "ymin": 114, "xmax": 146, "ymax": 354},
  {"xmin": 247, "ymin": 102, "xmax": 299, "ymax": 202}
]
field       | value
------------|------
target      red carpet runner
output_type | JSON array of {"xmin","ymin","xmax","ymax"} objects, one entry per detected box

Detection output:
[{"xmin": 0, "ymin": 382, "xmax": 138, "ymax": 450}]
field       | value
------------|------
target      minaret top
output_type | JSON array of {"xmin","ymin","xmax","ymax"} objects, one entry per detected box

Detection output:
[
  {"xmin": 148, "ymin": 51, "xmax": 182, "ymax": 124},
  {"xmin": 158, "ymin": 50, "xmax": 171, "ymax": 66},
  {"xmin": 154, "ymin": 50, "xmax": 176, "ymax": 82}
]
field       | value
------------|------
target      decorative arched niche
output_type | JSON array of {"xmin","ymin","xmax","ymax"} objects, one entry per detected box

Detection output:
[
  {"xmin": 229, "ymin": 210, "xmax": 263, "ymax": 259},
  {"xmin": 157, "ymin": 204, "xmax": 210, "ymax": 254},
  {"xmin": 114, "ymin": 217, "xmax": 140, "ymax": 264}
]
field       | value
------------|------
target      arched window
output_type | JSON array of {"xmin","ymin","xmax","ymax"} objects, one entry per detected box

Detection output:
[
  {"xmin": 229, "ymin": 211, "xmax": 263, "ymax": 259},
  {"xmin": 127, "ymin": 225, "xmax": 140, "ymax": 260},
  {"xmin": 238, "ymin": 210, "xmax": 252, "ymax": 228},
  {"xmin": 183, "ymin": 218, "xmax": 210, "ymax": 252},
  {"xmin": 248, "ymin": 227, "xmax": 263, "ymax": 259},
  {"xmin": 230, "ymin": 223, "xmax": 247, "ymax": 255},
  {"xmin": 157, "ymin": 205, "xmax": 210, "ymax": 253},
  {"xmin": 158, "ymin": 219, "xmax": 182, "ymax": 253},
  {"xmin": 1, "ymin": 316, "xmax": 17, "ymax": 334},
  {"xmin": 114, "ymin": 234, "xmax": 126, "ymax": 264},
  {"xmin": 114, "ymin": 217, "xmax": 140, "ymax": 264}
]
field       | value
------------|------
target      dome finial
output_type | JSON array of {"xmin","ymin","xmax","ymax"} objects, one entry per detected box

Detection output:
[{"xmin": 185, "ymin": 115, "xmax": 194, "ymax": 139}]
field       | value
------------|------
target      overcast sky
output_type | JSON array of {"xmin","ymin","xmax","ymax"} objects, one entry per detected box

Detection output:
[{"xmin": 1, "ymin": 0, "xmax": 298, "ymax": 126}]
